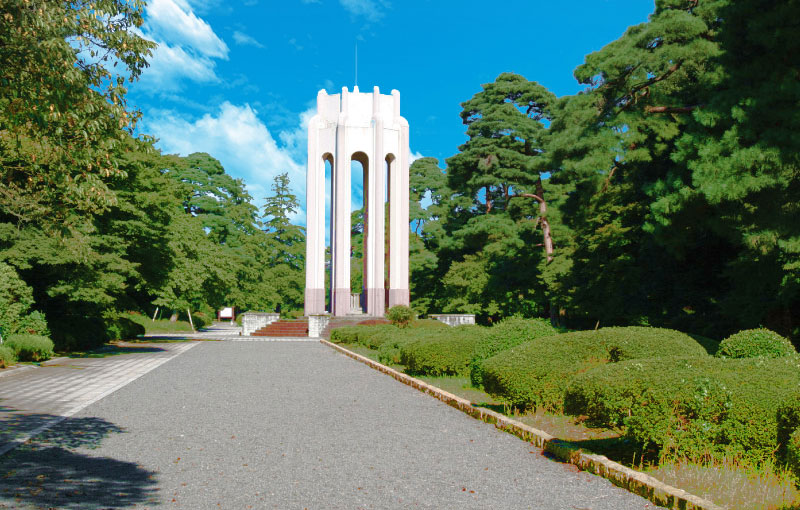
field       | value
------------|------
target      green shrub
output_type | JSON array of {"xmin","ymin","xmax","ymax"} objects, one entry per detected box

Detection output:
[
  {"xmin": 788, "ymin": 429, "xmax": 800, "ymax": 481},
  {"xmin": 564, "ymin": 356, "xmax": 800, "ymax": 463},
  {"xmin": 330, "ymin": 326, "xmax": 362, "ymax": 343},
  {"xmin": 105, "ymin": 317, "xmax": 146, "ymax": 341},
  {"xmin": 0, "ymin": 345, "xmax": 17, "ymax": 368},
  {"xmin": 470, "ymin": 316, "xmax": 558, "ymax": 388},
  {"xmin": 190, "ymin": 312, "xmax": 209, "ymax": 330},
  {"xmin": 716, "ymin": 328, "xmax": 796, "ymax": 359},
  {"xmin": 386, "ymin": 305, "xmax": 415, "ymax": 328},
  {"xmin": 482, "ymin": 327, "xmax": 708, "ymax": 412},
  {"xmin": 777, "ymin": 395, "xmax": 800, "ymax": 461},
  {"xmin": 399, "ymin": 325, "xmax": 487, "ymax": 376},
  {"xmin": 5, "ymin": 334, "xmax": 55, "ymax": 362},
  {"xmin": 52, "ymin": 317, "xmax": 109, "ymax": 351},
  {"xmin": 16, "ymin": 311, "xmax": 50, "ymax": 336},
  {"xmin": 0, "ymin": 262, "xmax": 35, "ymax": 335}
]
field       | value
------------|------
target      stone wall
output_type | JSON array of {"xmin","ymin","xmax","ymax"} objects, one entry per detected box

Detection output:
[
  {"xmin": 429, "ymin": 314, "xmax": 476, "ymax": 327},
  {"xmin": 241, "ymin": 312, "xmax": 280, "ymax": 336}
]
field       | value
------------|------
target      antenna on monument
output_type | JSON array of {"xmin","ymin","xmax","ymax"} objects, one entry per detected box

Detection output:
[{"xmin": 354, "ymin": 43, "xmax": 358, "ymax": 88}]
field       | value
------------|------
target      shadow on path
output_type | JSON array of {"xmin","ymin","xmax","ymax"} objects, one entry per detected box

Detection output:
[{"xmin": 0, "ymin": 410, "xmax": 158, "ymax": 509}]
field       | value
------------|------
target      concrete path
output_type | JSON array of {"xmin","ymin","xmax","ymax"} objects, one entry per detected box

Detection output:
[
  {"xmin": 0, "ymin": 342, "xmax": 197, "ymax": 456},
  {"xmin": 0, "ymin": 341, "xmax": 662, "ymax": 509}
]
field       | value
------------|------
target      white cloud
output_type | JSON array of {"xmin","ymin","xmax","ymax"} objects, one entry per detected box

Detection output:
[
  {"xmin": 137, "ymin": 0, "xmax": 228, "ymax": 92},
  {"xmin": 144, "ymin": 0, "xmax": 228, "ymax": 58},
  {"xmin": 339, "ymin": 0, "xmax": 388, "ymax": 22},
  {"xmin": 143, "ymin": 102, "xmax": 307, "ymax": 221},
  {"xmin": 233, "ymin": 30, "xmax": 264, "ymax": 49},
  {"xmin": 410, "ymin": 151, "xmax": 424, "ymax": 164},
  {"xmin": 139, "ymin": 42, "xmax": 219, "ymax": 91}
]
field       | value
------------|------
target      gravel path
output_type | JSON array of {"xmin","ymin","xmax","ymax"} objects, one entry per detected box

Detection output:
[{"xmin": 0, "ymin": 342, "xmax": 662, "ymax": 509}]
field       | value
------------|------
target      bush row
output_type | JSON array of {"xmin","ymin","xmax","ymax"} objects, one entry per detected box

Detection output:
[
  {"xmin": 469, "ymin": 317, "xmax": 557, "ymax": 387},
  {"xmin": 564, "ymin": 355, "xmax": 800, "ymax": 464},
  {"xmin": 481, "ymin": 327, "xmax": 708, "ymax": 411},
  {"xmin": 400, "ymin": 325, "xmax": 487, "ymax": 376}
]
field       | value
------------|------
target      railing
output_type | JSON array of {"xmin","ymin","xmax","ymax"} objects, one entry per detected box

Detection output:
[{"xmin": 350, "ymin": 293, "xmax": 363, "ymax": 314}]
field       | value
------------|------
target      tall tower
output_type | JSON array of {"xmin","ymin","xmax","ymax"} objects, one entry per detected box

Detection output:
[{"xmin": 305, "ymin": 86, "xmax": 410, "ymax": 317}]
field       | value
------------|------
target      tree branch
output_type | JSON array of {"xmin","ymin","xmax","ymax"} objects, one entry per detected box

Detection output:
[{"xmin": 645, "ymin": 104, "xmax": 703, "ymax": 114}]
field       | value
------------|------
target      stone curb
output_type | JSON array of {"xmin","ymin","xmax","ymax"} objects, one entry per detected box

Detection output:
[{"xmin": 321, "ymin": 339, "xmax": 726, "ymax": 510}]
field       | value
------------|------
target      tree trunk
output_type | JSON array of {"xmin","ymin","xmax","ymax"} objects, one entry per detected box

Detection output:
[
  {"xmin": 169, "ymin": 312, "xmax": 178, "ymax": 323},
  {"xmin": 535, "ymin": 178, "xmax": 554, "ymax": 264}
]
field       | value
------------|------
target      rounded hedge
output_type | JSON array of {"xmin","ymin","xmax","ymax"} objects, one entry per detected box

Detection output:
[
  {"xmin": 716, "ymin": 328, "xmax": 796, "ymax": 359},
  {"xmin": 0, "ymin": 345, "xmax": 16, "ymax": 368},
  {"xmin": 469, "ymin": 317, "xmax": 558, "ymax": 388},
  {"xmin": 777, "ymin": 395, "xmax": 800, "ymax": 462},
  {"xmin": 481, "ymin": 326, "xmax": 708, "ymax": 412},
  {"xmin": 399, "ymin": 325, "xmax": 487, "ymax": 376},
  {"xmin": 5, "ymin": 334, "xmax": 55, "ymax": 362},
  {"xmin": 564, "ymin": 355, "xmax": 800, "ymax": 463}
]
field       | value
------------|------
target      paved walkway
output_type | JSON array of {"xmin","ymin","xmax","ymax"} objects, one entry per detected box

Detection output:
[{"xmin": 0, "ymin": 340, "xmax": 662, "ymax": 509}]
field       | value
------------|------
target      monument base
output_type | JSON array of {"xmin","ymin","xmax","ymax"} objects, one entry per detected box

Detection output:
[
  {"xmin": 364, "ymin": 288, "xmax": 386, "ymax": 317},
  {"xmin": 332, "ymin": 288, "xmax": 351, "ymax": 316},
  {"xmin": 388, "ymin": 288, "xmax": 410, "ymax": 308},
  {"xmin": 304, "ymin": 288, "xmax": 326, "ymax": 316}
]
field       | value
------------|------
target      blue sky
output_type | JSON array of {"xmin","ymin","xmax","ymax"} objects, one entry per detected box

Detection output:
[{"xmin": 129, "ymin": 0, "xmax": 655, "ymax": 223}]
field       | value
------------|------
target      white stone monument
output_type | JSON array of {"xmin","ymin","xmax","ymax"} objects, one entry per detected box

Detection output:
[{"xmin": 305, "ymin": 86, "xmax": 410, "ymax": 317}]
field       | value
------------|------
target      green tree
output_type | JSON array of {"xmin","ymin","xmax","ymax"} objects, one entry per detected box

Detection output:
[
  {"xmin": 261, "ymin": 173, "xmax": 305, "ymax": 312},
  {"xmin": 0, "ymin": 0, "xmax": 155, "ymax": 233}
]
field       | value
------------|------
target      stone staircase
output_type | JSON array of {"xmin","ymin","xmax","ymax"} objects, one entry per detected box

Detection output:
[{"xmin": 251, "ymin": 319, "xmax": 309, "ymax": 337}]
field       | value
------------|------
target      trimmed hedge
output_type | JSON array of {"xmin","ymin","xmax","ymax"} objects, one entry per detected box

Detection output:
[
  {"xmin": 482, "ymin": 327, "xmax": 708, "ymax": 412},
  {"xmin": 777, "ymin": 395, "xmax": 800, "ymax": 461},
  {"xmin": 716, "ymin": 328, "xmax": 796, "ymax": 359},
  {"xmin": 470, "ymin": 317, "xmax": 558, "ymax": 388},
  {"xmin": 564, "ymin": 356, "xmax": 800, "ymax": 463},
  {"xmin": 399, "ymin": 325, "xmax": 487, "ymax": 376},
  {"xmin": 5, "ymin": 334, "xmax": 55, "ymax": 362},
  {"xmin": 330, "ymin": 324, "xmax": 399, "ymax": 347},
  {"xmin": 0, "ymin": 345, "xmax": 16, "ymax": 368},
  {"xmin": 789, "ymin": 429, "xmax": 800, "ymax": 480},
  {"xmin": 105, "ymin": 317, "xmax": 146, "ymax": 341}
]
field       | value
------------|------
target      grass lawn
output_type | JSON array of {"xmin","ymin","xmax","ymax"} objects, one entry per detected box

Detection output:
[
  {"xmin": 125, "ymin": 313, "xmax": 196, "ymax": 334},
  {"xmin": 333, "ymin": 341, "xmax": 800, "ymax": 510}
]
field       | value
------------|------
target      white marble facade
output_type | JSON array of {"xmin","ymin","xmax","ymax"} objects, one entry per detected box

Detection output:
[{"xmin": 305, "ymin": 86, "xmax": 410, "ymax": 317}]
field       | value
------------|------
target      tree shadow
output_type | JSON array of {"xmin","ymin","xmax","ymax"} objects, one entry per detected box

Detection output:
[
  {"xmin": 66, "ymin": 344, "xmax": 169, "ymax": 358},
  {"xmin": 0, "ymin": 410, "xmax": 159, "ymax": 509}
]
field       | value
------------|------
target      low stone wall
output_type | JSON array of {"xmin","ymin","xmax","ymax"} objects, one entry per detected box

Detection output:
[
  {"xmin": 429, "ymin": 314, "xmax": 476, "ymax": 327},
  {"xmin": 241, "ymin": 312, "xmax": 279, "ymax": 336},
  {"xmin": 308, "ymin": 315, "xmax": 330, "ymax": 338}
]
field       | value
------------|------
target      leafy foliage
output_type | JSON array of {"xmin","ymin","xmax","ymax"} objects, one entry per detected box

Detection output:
[{"xmin": 716, "ymin": 328, "xmax": 796, "ymax": 359}]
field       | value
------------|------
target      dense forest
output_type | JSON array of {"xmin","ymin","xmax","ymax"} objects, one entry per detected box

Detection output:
[
  {"xmin": 1, "ymin": 0, "xmax": 798, "ymax": 350},
  {"xmin": 406, "ymin": 0, "xmax": 800, "ymax": 343}
]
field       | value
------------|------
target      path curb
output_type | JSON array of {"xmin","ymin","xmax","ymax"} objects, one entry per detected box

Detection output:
[{"xmin": 322, "ymin": 339, "xmax": 726, "ymax": 510}]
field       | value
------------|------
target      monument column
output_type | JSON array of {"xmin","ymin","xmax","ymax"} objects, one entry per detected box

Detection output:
[
  {"xmin": 365, "ymin": 86, "xmax": 386, "ymax": 316},
  {"xmin": 388, "ymin": 90, "xmax": 410, "ymax": 307},
  {"xmin": 331, "ymin": 87, "xmax": 351, "ymax": 316},
  {"xmin": 304, "ymin": 96, "xmax": 325, "ymax": 315}
]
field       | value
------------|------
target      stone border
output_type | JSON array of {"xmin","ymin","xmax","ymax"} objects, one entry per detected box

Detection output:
[{"xmin": 321, "ymin": 339, "xmax": 725, "ymax": 510}]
